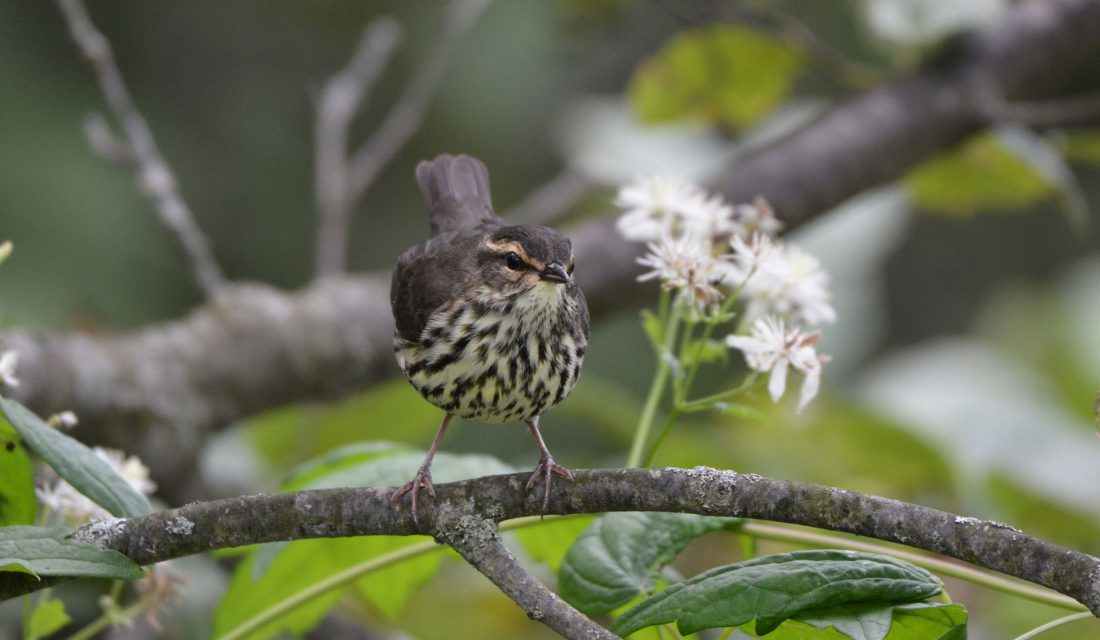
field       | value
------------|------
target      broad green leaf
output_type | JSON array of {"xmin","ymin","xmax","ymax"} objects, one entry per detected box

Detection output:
[
  {"xmin": 515, "ymin": 515, "xmax": 595, "ymax": 574},
  {"xmin": 0, "ymin": 526, "xmax": 141, "ymax": 580},
  {"xmin": 215, "ymin": 446, "xmax": 514, "ymax": 638},
  {"xmin": 27, "ymin": 596, "xmax": 71, "ymax": 639},
  {"xmin": 559, "ymin": 512, "xmax": 741, "ymax": 614},
  {"xmin": 610, "ymin": 550, "xmax": 942, "ymax": 637},
  {"xmin": 906, "ymin": 132, "xmax": 1051, "ymax": 216},
  {"xmin": 0, "ymin": 421, "xmax": 36, "ymax": 525},
  {"xmin": 629, "ymin": 25, "xmax": 806, "ymax": 129},
  {"xmin": 885, "ymin": 603, "xmax": 967, "ymax": 640},
  {"xmin": 0, "ymin": 397, "xmax": 151, "ymax": 518}
]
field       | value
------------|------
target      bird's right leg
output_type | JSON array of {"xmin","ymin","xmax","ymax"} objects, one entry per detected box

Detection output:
[{"xmin": 391, "ymin": 413, "xmax": 453, "ymax": 527}]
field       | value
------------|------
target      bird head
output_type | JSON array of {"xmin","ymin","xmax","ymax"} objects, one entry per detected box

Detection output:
[{"xmin": 477, "ymin": 224, "xmax": 576, "ymax": 298}]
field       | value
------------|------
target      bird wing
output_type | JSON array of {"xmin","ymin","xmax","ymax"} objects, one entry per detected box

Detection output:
[
  {"xmin": 416, "ymin": 154, "xmax": 503, "ymax": 237},
  {"xmin": 390, "ymin": 228, "xmax": 486, "ymax": 342}
]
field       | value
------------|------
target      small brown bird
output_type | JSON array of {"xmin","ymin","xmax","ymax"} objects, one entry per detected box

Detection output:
[{"xmin": 390, "ymin": 154, "xmax": 590, "ymax": 524}]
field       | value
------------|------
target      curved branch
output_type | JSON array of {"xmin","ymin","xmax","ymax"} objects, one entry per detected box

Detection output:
[
  {"xmin": 8, "ymin": 0, "xmax": 1100, "ymax": 458},
  {"xmin": 2, "ymin": 467, "xmax": 1098, "ymax": 621}
]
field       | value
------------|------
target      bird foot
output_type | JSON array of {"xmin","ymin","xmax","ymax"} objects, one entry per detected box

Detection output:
[
  {"xmin": 391, "ymin": 465, "xmax": 436, "ymax": 528},
  {"xmin": 525, "ymin": 455, "xmax": 574, "ymax": 515}
]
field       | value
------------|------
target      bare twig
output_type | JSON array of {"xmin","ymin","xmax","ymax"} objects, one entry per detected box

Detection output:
[
  {"xmin": 504, "ymin": 167, "xmax": 594, "ymax": 226},
  {"xmin": 57, "ymin": 0, "xmax": 226, "ymax": 298},
  {"xmin": 314, "ymin": 18, "xmax": 403, "ymax": 276},
  {"xmin": 3, "ymin": 468, "xmax": 1100, "ymax": 625},
  {"xmin": 980, "ymin": 92, "xmax": 1100, "ymax": 128},
  {"xmin": 438, "ymin": 515, "xmax": 618, "ymax": 639},
  {"xmin": 343, "ymin": 0, "xmax": 492, "ymax": 222}
]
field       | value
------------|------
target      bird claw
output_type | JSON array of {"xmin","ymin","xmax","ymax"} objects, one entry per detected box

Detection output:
[
  {"xmin": 392, "ymin": 466, "xmax": 436, "ymax": 528},
  {"xmin": 525, "ymin": 455, "xmax": 574, "ymax": 515}
]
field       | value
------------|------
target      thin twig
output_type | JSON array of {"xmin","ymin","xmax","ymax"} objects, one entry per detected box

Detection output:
[
  {"xmin": 344, "ymin": 0, "xmax": 492, "ymax": 219},
  {"xmin": 314, "ymin": 18, "xmax": 403, "ymax": 276},
  {"xmin": 504, "ymin": 168, "xmax": 593, "ymax": 226},
  {"xmin": 982, "ymin": 93, "xmax": 1100, "ymax": 128},
  {"xmin": 57, "ymin": 0, "xmax": 226, "ymax": 298}
]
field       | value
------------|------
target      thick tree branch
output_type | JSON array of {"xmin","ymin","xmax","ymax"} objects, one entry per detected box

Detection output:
[
  {"xmin": 2, "ymin": 468, "xmax": 1098, "ymax": 622},
  {"xmin": 58, "ymin": 0, "xmax": 227, "ymax": 298},
  {"xmin": 8, "ymin": 0, "xmax": 1100, "ymax": 459}
]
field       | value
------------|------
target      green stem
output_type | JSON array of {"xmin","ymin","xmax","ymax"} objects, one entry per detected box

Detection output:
[
  {"xmin": 627, "ymin": 303, "xmax": 681, "ymax": 468},
  {"xmin": 63, "ymin": 591, "xmax": 160, "ymax": 640},
  {"xmin": 679, "ymin": 373, "xmax": 762, "ymax": 413},
  {"xmin": 217, "ymin": 515, "xmax": 581, "ymax": 640},
  {"xmin": 1012, "ymin": 611, "xmax": 1095, "ymax": 640},
  {"xmin": 641, "ymin": 409, "xmax": 680, "ymax": 467},
  {"xmin": 740, "ymin": 522, "xmax": 1086, "ymax": 611}
]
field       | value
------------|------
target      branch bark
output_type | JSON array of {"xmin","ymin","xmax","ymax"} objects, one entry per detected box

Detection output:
[
  {"xmin": 2, "ymin": 468, "xmax": 1097, "ymax": 627},
  {"xmin": 7, "ymin": 0, "xmax": 1100, "ymax": 468}
]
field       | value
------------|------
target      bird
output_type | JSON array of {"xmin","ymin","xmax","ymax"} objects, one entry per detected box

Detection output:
[{"xmin": 390, "ymin": 153, "xmax": 590, "ymax": 525}]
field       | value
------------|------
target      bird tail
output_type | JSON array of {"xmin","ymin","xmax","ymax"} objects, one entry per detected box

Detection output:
[{"xmin": 415, "ymin": 154, "xmax": 502, "ymax": 237}]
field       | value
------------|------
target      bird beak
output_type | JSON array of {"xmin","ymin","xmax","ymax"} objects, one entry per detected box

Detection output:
[{"xmin": 540, "ymin": 263, "xmax": 571, "ymax": 284}]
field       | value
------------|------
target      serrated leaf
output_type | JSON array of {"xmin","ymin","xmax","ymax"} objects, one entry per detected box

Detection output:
[
  {"xmin": 27, "ymin": 596, "xmax": 71, "ymax": 638},
  {"xmin": 0, "ymin": 526, "xmax": 141, "ymax": 580},
  {"xmin": 629, "ymin": 25, "xmax": 806, "ymax": 129},
  {"xmin": 610, "ymin": 550, "xmax": 943, "ymax": 637},
  {"xmin": 0, "ymin": 397, "xmax": 151, "ymax": 518},
  {"xmin": 559, "ymin": 512, "xmax": 741, "ymax": 614},
  {"xmin": 905, "ymin": 132, "xmax": 1051, "ymax": 216},
  {"xmin": 0, "ymin": 421, "xmax": 37, "ymax": 526}
]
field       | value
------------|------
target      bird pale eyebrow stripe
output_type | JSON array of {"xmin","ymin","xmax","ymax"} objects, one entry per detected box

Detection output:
[{"xmin": 483, "ymin": 240, "xmax": 544, "ymax": 269}]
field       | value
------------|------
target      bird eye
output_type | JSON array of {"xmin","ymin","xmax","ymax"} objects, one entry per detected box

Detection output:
[{"xmin": 504, "ymin": 251, "xmax": 523, "ymax": 271}]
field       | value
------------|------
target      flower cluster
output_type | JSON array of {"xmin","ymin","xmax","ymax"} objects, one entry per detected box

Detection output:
[
  {"xmin": 37, "ymin": 446, "xmax": 157, "ymax": 525},
  {"xmin": 615, "ymin": 176, "xmax": 833, "ymax": 411}
]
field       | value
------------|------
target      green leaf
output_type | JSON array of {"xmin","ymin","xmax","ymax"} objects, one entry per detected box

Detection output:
[
  {"xmin": 0, "ymin": 397, "xmax": 151, "ymax": 519},
  {"xmin": 906, "ymin": 132, "xmax": 1051, "ymax": 216},
  {"xmin": 0, "ymin": 421, "xmax": 37, "ymax": 526},
  {"xmin": 27, "ymin": 596, "xmax": 72, "ymax": 639},
  {"xmin": 885, "ymin": 603, "xmax": 967, "ymax": 640},
  {"xmin": 610, "ymin": 550, "xmax": 943, "ymax": 637},
  {"xmin": 559, "ymin": 512, "xmax": 741, "ymax": 614},
  {"xmin": 641, "ymin": 310, "xmax": 663, "ymax": 351},
  {"xmin": 629, "ymin": 25, "xmax": 806, "ymax": 129},
  {"xmin": 0, "ymin": 526, "xmax": 142, "ymax": 580},
  {"xmin": 1061, "ymin": 130, "xmax": 1100, "ymax": 167},
  {"xmin": 515, "ymin": 515, "xmax": 595, "ymax": 574},
  {"xmin": 279, "ymin": 441, "xmax": 416, "ymax": 491},
  {"xmin": 679, "ymin": 339, "xmax": 728, "ymax": 369}
]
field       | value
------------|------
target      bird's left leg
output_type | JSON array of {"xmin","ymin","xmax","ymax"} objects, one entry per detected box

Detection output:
[{"xmin": 524, "ymin": 416, "xmax": 574, "ymax": 513}]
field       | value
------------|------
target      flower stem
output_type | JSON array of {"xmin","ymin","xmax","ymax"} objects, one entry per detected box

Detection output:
[
  {"xmin": 1012, "ymin": 611, "xmax": 1095, "ymax": 640},
  {"xmin": 679, "ymin": 373, "xmax": 762, "ymax": 413},
  {"xmin": 627, "ymin": 303, "xmax": 681, "ymax": 468}
]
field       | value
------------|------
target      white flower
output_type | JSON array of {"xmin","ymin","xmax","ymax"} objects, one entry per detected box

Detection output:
[
  {"xmin": 0, "ymin": 240, "xmax": 11, "ymax": 265},
  {"xmin": 724, "ymin": 233, "xmax": 776, "ymax": 288},
  {"xmin": 37, "ymin": 446, "xmax": 156, "ymax": 524},
  {"xmin": 742, "ymin": 243, "xmax": 836, "ymax": 326},
  {"xmin": 731, "ymin": 197, "xmax": 783, "ymax": 238},
  {"xmin": 616, "ymin": 175, "xmax": 735, "ymax": 242},
  {"xmin": 726, "ymin": 316, "xmax": 825, "ymax": 412},
  {"xmin": 0, "ymin": 350, "xmax": 19, "ymax": 388},
  {"xmin": 49, "ymin": 411, "xmax": 79, "ymax": 429},
  {"xmin": 637, "ymin": 234, "xmax": 728, "ymax": 309}
]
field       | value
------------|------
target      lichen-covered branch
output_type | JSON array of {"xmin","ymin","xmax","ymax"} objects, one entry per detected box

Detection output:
[{"xmin": 3, "ymin": 467, "xmax": 1098, "ymax": 621}]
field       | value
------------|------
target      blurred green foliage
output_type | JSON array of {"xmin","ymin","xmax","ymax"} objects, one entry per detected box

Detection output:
[{"xmin": 628, "ymin": 25, "xmax": 806, "ymax": 129}]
